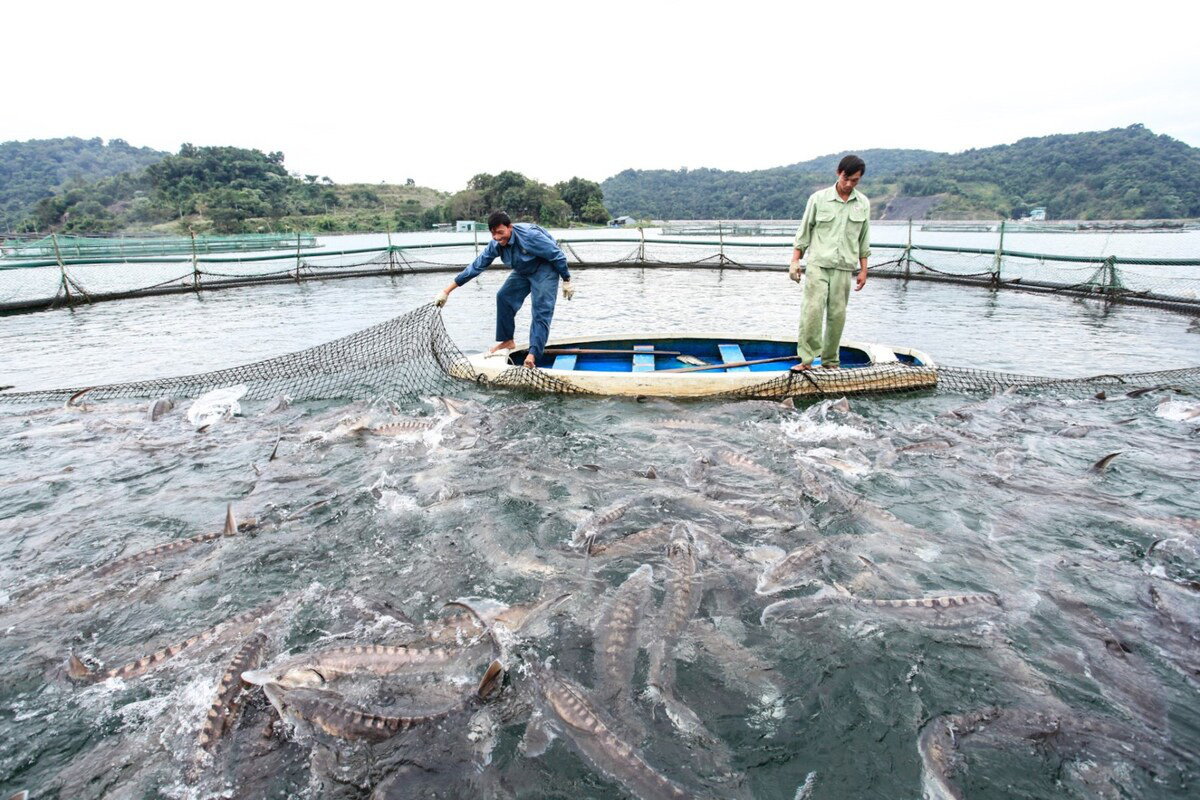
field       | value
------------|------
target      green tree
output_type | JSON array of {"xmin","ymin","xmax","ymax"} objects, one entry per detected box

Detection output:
[{"xmin": 554, "ymin": 177, "xmax": 604, "ymax": 218}]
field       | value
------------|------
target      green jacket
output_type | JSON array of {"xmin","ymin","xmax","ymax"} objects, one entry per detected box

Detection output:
[{"xmin": 793, "ymin": 185, "xmax": 871, "ymax": 271}]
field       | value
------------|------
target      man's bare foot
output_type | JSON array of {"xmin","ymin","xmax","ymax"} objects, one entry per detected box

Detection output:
[
  {"xmin": 790, "ymin": 362, "xmax": 812, "ymax": 372},
  {"xmin": 490, "ymin": 339, "xmax": 516, "ymax": 354},
  {"xmin": 523, "ymin": 354, "xmax": 537, "ymax": 369}
]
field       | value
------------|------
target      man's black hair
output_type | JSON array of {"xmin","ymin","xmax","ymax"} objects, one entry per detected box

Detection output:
[
  {"xmin": 837, "ymin": 155, "xmax": 866, "ymax": 177},
  {"xmin": 488, "ymin": 211, "xmax": 512, "ymax": 230}
]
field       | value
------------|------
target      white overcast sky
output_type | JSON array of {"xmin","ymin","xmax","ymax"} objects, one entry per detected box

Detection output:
[{"xmin": 3, "ymin": 0, "xmax": 1197, "ymax": 191}]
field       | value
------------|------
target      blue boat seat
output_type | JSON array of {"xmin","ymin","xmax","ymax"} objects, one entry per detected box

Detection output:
[
  {"xmin": 632, "ymin": 344, "xmax": 656, "ymax": 373},
  {"xmin": 552, "ymin": 354, "xmax": 577, "ymax": 371},
  {"xmin": 718, "ymin": 343, "xmax": 750, "ymax": 372}
]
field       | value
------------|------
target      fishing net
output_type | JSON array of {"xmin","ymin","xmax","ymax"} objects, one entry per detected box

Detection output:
[
  {"xmin": 2, "ymin": 303, "xmax": 1197, "ymax": 406},
  {"xmin": 4, "ymin": 238, "xmax": 1200, "ymax": 315}
]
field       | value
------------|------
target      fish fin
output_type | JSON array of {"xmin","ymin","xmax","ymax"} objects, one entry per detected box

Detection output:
[
  {"xmin": 518, "ymin": 713, "xmax": 555, "ymax": 758},
  {"xmin": 831, "ymin": 581, "xmax": 852, "ymax": 596},
  {"xmin": 224, "ymin": 504, "xmax": 238, "ymax": 537},
  {"xmin": 781, "ymin": 396, "xmax": 796, "ymax": 409},
  {"xmin": 477, "ymin": 660, "xmax": 505, "ymax": 699},
  {"xmin": 269, "ymin": 437, "xmax": 281, "ymax": 461},
  {"xmin": 66, "ymin": 387, "xmax": 94, "ymax": 408},
  {"xmin": 67, "ymin": 652, "xmax": 95, "ymax": 680},
  {"xmin": 1091, "ymin": 451, "xmax": 1121, "ymax": 473}
]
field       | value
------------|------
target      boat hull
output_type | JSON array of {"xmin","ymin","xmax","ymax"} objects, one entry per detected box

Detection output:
[{"xmin": 451, "ymin": 333, "xmax": 938, "ymax": 398}]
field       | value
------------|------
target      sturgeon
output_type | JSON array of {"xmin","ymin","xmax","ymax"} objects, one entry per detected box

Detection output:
[
  {"xmin": 265, "ymin": 685, "xmax": 458, "ymax": 741},
  {"xmin": 761, "ymin": 585, "xmax": 1002, "ymax": 626},
  {"xmin": 68, "ymin": 600, "xmax": 281, "ymax": 683},
  {"xmin": 370, "ymin": 419, "xmax": 437, "ymax": 436},
  {"xmin": 588, "ymin": 523, "xmax": 672, "ymax": 559},
  {"xmin": 755, "ymin": 540, "xmax": 836, "ymax": 595},
  {"xmin": 645, "ymin": 534, "xmax": 708, "ymax": 740},
  {"xmin": 594, "ymin": 565, "xmax": 654, "ymax": 721},
  {"xmin": 572, "ymin": 498, "xmax": 637, "ymax": 549},
  {"xmin": 241, "ymin": 643, "xmax": 473, "ymax": 691},
  {"xmin": 197, "ymin": 631, "xmax": 269, "ymax": 753},
  {"xmin": 532, "ymin": 668, "xmax": 696, "ymax": 800},
  {"xmin": 86, "ymin": 503, "xmax": 243, "ymax": 582}
]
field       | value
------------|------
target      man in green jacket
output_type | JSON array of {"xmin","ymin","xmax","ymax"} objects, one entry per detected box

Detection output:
[{"xmin": 789, "ymin": 155, "xmax": 871, "ymax": 371}]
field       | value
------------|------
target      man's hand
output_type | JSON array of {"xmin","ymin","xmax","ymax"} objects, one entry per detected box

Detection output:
[
  {"xmin": 434, "ymin": 289, "xmax": 450, "ymax": 307},
  {"xmin": 788, "ymin": 260, "xmax": 804, "ymax": 283},
  {"xmin": 523, "ymin": 353, "xmax": 537, "ymax": 369},
  {"xmin": 855, "ymin": 271, "xmax": 868, "ymax": 291},
  {"xmin": 562, "ymin": 280, "xmax": 575, "ymax": 300}
]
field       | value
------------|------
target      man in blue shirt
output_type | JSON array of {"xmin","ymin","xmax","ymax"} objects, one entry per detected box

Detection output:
[{"xmin": 435, "ymin": 211, "xmax": 574, "ymax": 369}]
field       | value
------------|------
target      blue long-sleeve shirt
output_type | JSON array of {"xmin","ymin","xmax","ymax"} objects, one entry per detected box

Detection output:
[{"xmin": 453, "ymin": 223, "xmax": 571, "ymax": 287}]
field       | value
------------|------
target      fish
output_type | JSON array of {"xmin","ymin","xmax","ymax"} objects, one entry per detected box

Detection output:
[
  {"xmin": 242, "ymin": 643, "xmax": 469, "ymax": 691},
  {"xmin": 594, "ymin": 565, "xmax": 654, "ymax": 721},
  {"xmin": 370, "ymin": 419, "xmax": 437, "ymax": 436},
  {"xmin": 755, "ymin": 540, "xmax": 835, "ymax": 595},
  {"xmin": 532, "ymin": 667, "xmax": 695, "ymax": 800},
  {"xmin": 77, "ymin": 504, "xmax": 244, "ymax": 585},
  {"xmin": 896, "ymin": 439, "xmax": 954, "ymax": 453},
  {"xmin": 68, "ymin": 600, "xmax": 281, "ymax": 684},
  {"xmin": 588, "ymin": 523, "xmax": 673, "ymax": 560},
  {"xmin": 572, "ymin": 498, "xmax": 637, "ymax": 549},
  {"xmin": 917, "ymin": 707, "xmax": 1002, "ymax": 800},
  {"xmin": 265, "ymin": 685, "xmax": 457, "ymax": 741},
  {"xmin": 66, "ymin": 387, "xmax": 95, "ymax": 409},
  {"xmin": 762, "ymin": 584, "xmax": 1002, "ymax": 625},
  {"xmin": 147, "ymin": 397, "xmax": 174, "ymax": 421},
  {"xmin": 677, "ymin": 355, "xmax": 708, "ymax": 367},
  {"xmin": 197, "ymin": 631, "xmax": 269, "ymax": 753},
  {"xmin": 1126, "ymin": 386, "xmax": 1159, "ymax": 398},
  {"xmin": 645, "ymin": 533, "xmax": 707, "ymax": 740},
  {"xmin": 1091, "ymin": 451, "xmax": 1121, "ymax": 473},
  {"xmin": 262, "ymin": 394, "xmax": 291, "ymax": 414}
]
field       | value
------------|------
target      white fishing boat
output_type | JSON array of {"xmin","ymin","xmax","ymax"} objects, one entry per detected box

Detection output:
[{"xmin": 455, "ymin": 333, "xmax": 938, "ymax": 398}]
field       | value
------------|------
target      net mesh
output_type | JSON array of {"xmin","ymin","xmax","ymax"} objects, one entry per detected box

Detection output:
[{"xmin": 2, "ymin": 303, "xmax": 1197, "ymax": 406}]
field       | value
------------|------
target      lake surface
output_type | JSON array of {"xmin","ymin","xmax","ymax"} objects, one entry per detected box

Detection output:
[{"xmin": 1, "ymin": 261, "xmax": 1198, "ymax": 799}]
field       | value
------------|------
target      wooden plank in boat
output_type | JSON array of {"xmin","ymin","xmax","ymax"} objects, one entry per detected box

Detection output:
[
  {"xmin": 718, "ymin": 343, "xmax": 751, "ymax": 372},
  {"xmin": 632, "ymin": 344, "xmax": 656, "ymax": 373},
  {"xmin": 552, "ymin": 354, "xmax": 578, "ymax": 371}
]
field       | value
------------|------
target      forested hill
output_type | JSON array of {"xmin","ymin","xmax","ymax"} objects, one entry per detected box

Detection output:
[
  {"xmin": 0, "ymin": 137, "xmax": 168, "ymax": 230},
  {"xmin": 601, "ymin": 126, "xmax": 1200, "ymax": 221},
  {"xmin": 601, "ymin": 149, "xmax": 941, "ymax": 220}
]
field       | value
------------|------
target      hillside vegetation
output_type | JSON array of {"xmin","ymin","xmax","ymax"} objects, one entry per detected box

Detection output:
[
  {"xmin": 0, "ymin": 137, "xmax": 168, "ymax": 230},
  {"xmin": 601, "ymin": 126, "xmax": 1200, "ymax": 220}
]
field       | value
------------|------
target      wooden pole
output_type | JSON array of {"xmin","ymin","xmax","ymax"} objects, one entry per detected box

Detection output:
[
  {"xmin": 544, "ymin": 348, "xmax": 683, "ymax": 356},
  {"xmin": 659, "ymin": 354, "xmax": 801, "ymax": 374}
]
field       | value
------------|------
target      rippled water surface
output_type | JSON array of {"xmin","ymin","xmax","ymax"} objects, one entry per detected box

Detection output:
[{"xmin": 1, "ymin": 271, "xmax": 1198, "ymax": 799}]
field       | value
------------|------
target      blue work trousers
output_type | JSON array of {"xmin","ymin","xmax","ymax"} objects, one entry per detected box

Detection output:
[{"xmin": 496, "ymin": 263, "xmax": 559, "ymax": 358}]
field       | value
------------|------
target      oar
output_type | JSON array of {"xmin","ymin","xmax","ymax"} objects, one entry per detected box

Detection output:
[
  {"xmin": 659, "ymin": 355, "xmax": 801, "ymax": 374},
  {"xmin": 543, "ymin": 348, "xmax": 682, "ymax": 356}
]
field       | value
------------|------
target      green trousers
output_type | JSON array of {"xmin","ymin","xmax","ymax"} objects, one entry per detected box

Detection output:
[{"xmin": 797, "ymin": 264, "xmax": 852, "ymax": 367}]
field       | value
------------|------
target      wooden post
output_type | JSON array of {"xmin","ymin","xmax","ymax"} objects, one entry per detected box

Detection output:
[
  {"xmin": 386, "ymin": 227, "xmax": 395, "ymax": 271},
  {"xmin": 473, "ymin": 224, "xmax": 480, "ymax": 257},
  {"xmin": 637, "ymin": 225, "xmax": 646, "ymax": 263},
  {"xmin": 190, "ymin": 229, "xmax": 200, "ymax": 291},
  {"xmin": 52, "ymin": 233, "xmax": 71, "ymax": 304},
  {"xmin": 295, "ymin": 232, "xmax": 302, "ymax": 282},
  {"xmin": 991, "ymin": 219, "xmax": 1005, "ymax": 285},
  {"xmin": 904, "ymin": 217, "xmax": 913, "ymax": 279}
]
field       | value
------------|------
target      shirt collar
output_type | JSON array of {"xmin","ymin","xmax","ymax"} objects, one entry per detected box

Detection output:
[{"xmin": 829, "ymin": 184, "xmax": 859, "ymax": 204}]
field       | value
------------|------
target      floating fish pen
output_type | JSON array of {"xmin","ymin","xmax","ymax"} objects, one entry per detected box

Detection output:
[{"xmin": 0, "ymin": 232, "xmax": 319, "ymax": 261}]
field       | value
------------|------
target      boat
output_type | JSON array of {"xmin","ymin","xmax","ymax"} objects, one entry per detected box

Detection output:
[{"xmin": 455, "ymin": 333, "xmax": 938, "ymax": 398}]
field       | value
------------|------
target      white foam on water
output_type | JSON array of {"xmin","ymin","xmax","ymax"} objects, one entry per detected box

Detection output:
[
  {"xmin": 185, "ymin": 385, "xmax": 247, "ymax": 428},
  {"xmin": 1155, "ymin": 399, "xmax": 1200, "ymax": 422}
]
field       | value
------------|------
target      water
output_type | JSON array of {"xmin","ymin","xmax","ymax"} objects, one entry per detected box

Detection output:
[{"xmin": 1, "ymin": 270, "xmax": 1198, "ymax": 798}]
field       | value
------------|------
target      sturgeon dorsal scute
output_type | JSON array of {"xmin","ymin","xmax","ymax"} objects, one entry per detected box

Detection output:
[
  {"xmin": 69, "ymin": 600, "xmax": 280, "ymax": 684},
  {"xmin": 275, "ymin": 686, "xmax": 455, "ymax": 741}
]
